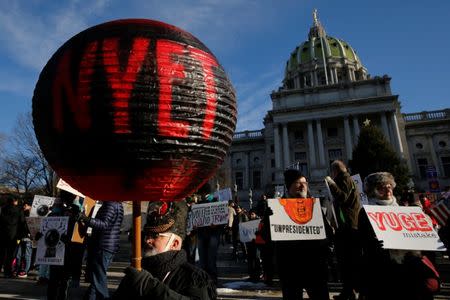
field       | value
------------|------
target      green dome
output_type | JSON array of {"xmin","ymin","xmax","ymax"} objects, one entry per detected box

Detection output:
[{"xmin": 283, "ymin": 10, "xmax": 368, "ymax": 88}]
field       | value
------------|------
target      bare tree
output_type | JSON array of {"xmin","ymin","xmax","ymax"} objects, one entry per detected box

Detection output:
[{"xmin": 0, "ymin": 113, "xmax": 57, "ymax": 196}]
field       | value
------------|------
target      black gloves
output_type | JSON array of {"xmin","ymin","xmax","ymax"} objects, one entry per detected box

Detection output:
[{"xmin": 77, "ymin": 212, "xmax": 90, "ymax": 224}]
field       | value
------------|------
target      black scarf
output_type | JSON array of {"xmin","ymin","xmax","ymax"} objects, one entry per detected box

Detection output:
[{"xmin": 141, "ymin": 250, "xmax": 187, "ymax": 281}]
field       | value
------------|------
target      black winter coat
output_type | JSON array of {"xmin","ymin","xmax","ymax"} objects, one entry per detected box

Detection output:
[
  {"xmin": 0, "ymin": 204, "xmax": 24, "ymax": 241},
  {"xmin": 113, "ymin": 250, "xmax": 217, "ymax": 299},
  {"xmin": 87, "ymin": 201, "xmax": 124, "ymax": 253}
]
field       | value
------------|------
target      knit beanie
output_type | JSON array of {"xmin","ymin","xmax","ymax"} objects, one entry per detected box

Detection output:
[
  {"xmin": 284, "ymin": 169, "xmax": 304, "ymax": 190},
  {"xmin": 144, "ymin": 200, "xmax": 188, "ymax": 239},
  {"xmin": 364, "ymin": 172, "xmax": 396, "ymax": 198}
]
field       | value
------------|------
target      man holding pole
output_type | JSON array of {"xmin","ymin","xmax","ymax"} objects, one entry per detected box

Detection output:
[{"xmin": 113, "ymin": 200, "xmax": 217, "ymax": 299}]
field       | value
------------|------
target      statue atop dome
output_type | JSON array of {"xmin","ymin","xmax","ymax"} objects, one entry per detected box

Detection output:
[{"xmin": 309, "ymin": 9, "xmax": 326, "ymax": 39}]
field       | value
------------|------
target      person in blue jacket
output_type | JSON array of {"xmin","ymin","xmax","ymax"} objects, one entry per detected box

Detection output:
[{"xmin": 78, "ymin": 200, "xmax": 124, "ymax": 300}]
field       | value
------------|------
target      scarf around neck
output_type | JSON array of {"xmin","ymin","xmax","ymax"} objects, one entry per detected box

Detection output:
[
  {"xmin": 142, "ymin": 250, "xmax": 187, "ymax": 281},
  {"xmin": 368, "ymin": 196, "xmax": 398, "ymax": 206}
]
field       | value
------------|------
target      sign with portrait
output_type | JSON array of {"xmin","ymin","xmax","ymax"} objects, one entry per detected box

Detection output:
[
  {"xmin": 36, "ymin": 216, "xmax": 69, "ymax": 265},
  {"xmin": 363, "ymin": 205, "xmax": 446, "ymax": 251},
  {"xmin": 30, "ymin": 195, "xmax": 56, "ymax": 217},
  {"xmin": 268, "ymin": 198, "xmax": 326, "ymax": 241},
  {"xmin": 239, "ymin": 219, "xmax": 260, "ymax": 243},
  {"xmin": 351, "ymin": 174, "xmax": 368, "ymax": 205},
  {"xmin": 187, "ymin": 201, "xmax": 229, "ymax": 231},
  {"xmin": 213, "ymin": 188, "xmax": 232, "ymax": 202}
]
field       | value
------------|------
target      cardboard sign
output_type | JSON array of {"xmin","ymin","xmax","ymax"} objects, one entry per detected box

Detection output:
[
  {"xmin": 187, "ymin": 201, "xmax": 229, "ymax": 231},
  {"xmin": 351, "ymin": 174, "xmax": 368, "ymax": 205},
  {"xmin": 30, "ymin": 195, "xmax": 56, "ymax": 217},
  {"xmin": 268, "ymin": 198, "xmax": 326, "ymax": 241},
  {"xmin": 36, "ymin": 216, "xmax": 69, "ymax": 265},
  {"xmin": 71, "ymin": 196, "xmax": 97, "ymax": 243},
  {"xmin": 239, "ymin": 219, "xmax": 260, "ymax": 243},
  {"xmin": 363, "ymin": 205, "xmax": 446, "ymax": 251},
  {"xmin": 213, "ymin": 188, "xmax": 232, "ymax": 202}
]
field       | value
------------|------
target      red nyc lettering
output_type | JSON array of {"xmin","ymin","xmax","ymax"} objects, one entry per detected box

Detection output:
[
  {"xmin": 52, "ymin": 37, "xmax": 218, "ymax": 139},
  {"xmin": 367, "ymin": 212, "xmax": 432, "ymax": 232}
]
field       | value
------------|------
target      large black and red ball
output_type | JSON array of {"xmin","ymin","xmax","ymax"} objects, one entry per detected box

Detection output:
[{"xmin": 32, "ymin": 19, "xmax": 237, "ymax": 202}]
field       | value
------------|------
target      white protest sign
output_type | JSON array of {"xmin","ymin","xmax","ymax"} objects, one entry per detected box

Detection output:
[
  {"xmin": 363, "ymin": 205, "xmax": 446, "ymax": 251},
  {"xmin": 275, "ymin": 185, "xmax": 285, "ymax": 197},
  {"xmin": 56, "ymin": 178, "xmax": 85, "ymax": 197},
  {"xmin": 214, "ymin": 188, "xmax": 233, "ymax": 202},
  {"xmin": 239, "ymin": 219, "xmax": 260, "ymax": 243},
  {"xmin": 26, "ymin": 217, "xmax": 42, "ymax": 248},
  {"xmin": 36, "ymin": 216, "xmax": 69, "ymax": 265},
  {"xmin": 351, "ymin": 174, "xmax": 368, "ymax": 205},
  {"xmin": 31, "ymin": 195, "xmax": 56, "ymax": 217},
  {"xmin": 268, "ymin": 198, "xmax": 326, "ymax": 241},
  {"xmin": 187, "ymin": 201, "xmax": 229, "ymax": 231}
]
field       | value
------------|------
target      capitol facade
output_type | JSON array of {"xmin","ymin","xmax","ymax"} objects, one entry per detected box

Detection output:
[{"xmin": 227, "ymin": 11, "xmax": 450, "ymax": 204}]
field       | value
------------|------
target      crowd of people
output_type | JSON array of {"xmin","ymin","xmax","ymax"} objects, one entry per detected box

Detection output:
[{"xmin": 1, "ymin": 162, "xmax": 450, "ymax": 299}]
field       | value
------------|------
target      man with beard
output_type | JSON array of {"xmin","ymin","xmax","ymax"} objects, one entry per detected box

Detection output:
[
  {"xmin": 275, "ymin": 169, "xmax": 330, "ymax": 300},
  {"xmin": 113, "ymin": 200, "xmax": 217, "ymax": 299}
]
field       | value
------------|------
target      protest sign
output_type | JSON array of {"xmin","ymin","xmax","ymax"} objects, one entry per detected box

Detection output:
[
  {"xmin": 30, "ymin": 195, "xmax": 56, "ymax": 217},
  {"xmin": 214, "ymin": 188, "xmax": 232, "ymax": 202},
  {"xmin": 56, "ymin": 178, "xmax": 85, "ymax": 197},
  {"xmin": 71, "ymin": 196, "xmax": 97, "ymax": 243},
  {"xmin": 275, "ymin": 185, "xmax": 285, "ymax": 197},
  {"xmin": 351, "ymin": 174, "xmax": 368, "ymax": 205},
  {"xmin": 187, "ymin": 201, "xmax": 228, "ymax": 232},
  {"xmin": 26, "ymin": 217, "xmax": 42, "ymax": 248},
  {"xmin": 363, "ymin": 205, "xmax": 445, "ymax": 251},
  {"xmin": 36, "ymin": 216, "xmax": 69, "ymax": 265},
  {"xmin": 239, "ymin": 219, "xmax": 260, "ymax": 243},
  {"xmin": 268, "ymin": 198, "xmax": 326, "ymax": 241}
]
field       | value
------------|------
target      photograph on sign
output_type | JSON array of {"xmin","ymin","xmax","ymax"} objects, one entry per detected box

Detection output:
[
  {"xmin": 36, "ymin": 216, "xmax": 69, "ymax": 265},
  {"xmin": 363, "ymin": 205, "xmax": 446, "ymax": 251},
  {"xmin": 239, "ymin": 219, "xmax": 260, "ymax": 243},
  {"xmin": 26, "ymin": 217, "xmax": 42, "ymax": 248},
  {"xmin": 187, "ymin": 201, "xmax": 229, "ymax": 232},
  {"xmin": 30, "ymin": 195, "xmax": 56, "ymax": 217},
  {"xmin": 268, "ymin": 198, "xmax": 326, "ymax": 241}
]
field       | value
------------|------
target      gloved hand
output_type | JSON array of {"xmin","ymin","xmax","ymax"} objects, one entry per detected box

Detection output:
[
  {"xmin": 122, "ymin": 267, "xmax": 156, "ymax": 294},
  {"xmin": 325, "ymin": 176, "xmax": 336, "ymax": 186},
  {"xmin": 77, "ymin": 211, "xmax": 90, "ymax": 224}
]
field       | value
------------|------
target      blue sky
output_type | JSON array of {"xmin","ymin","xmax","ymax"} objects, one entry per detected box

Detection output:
[{"xmin": 0, "ymin": 0, "xmax": 449, "ymax": 137}]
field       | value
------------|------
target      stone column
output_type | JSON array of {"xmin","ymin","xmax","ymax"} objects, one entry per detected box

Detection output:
[
  {"xmin": 307, "ymin": 120, "xmax": 317, "ymax": 167},
  {"xmin": 273, "ymin": 125, "xmax": 282, "ymax": 169},
  {"xmin": 334, "ymin": 68, "xmax": 339, "ymax": 83},
  {"xmin": 352, "ymin": 115, "xmax": 360, "ymax": 144},
  {"xmin": 389, "ymin": 113, "xmax": 404, "ymax": 155},
  {"xmin": 282, "ymin": 123, "xmax": 290, "ymax": 168},
  {"xmin": 309, "ymin": 72, "xmax": 314, "ymax": 87},
  {"xmin": 314, "ymin": 71, "xmax": 319, "ymax": 86},
  {"xmin": 344, "ymin": 117, "xmax": 353, "ymax": 159},
  {"xmin": 380, "ymin": 112, "xmax": 390, "ymax": 142},
  {"xmin": 245, "ymin": 151, "xmax": 250, "ymax": 189},
  {"xmin": 316, "ymin": 119, "xmax": 325, "ymax": 166},
  {"xmin": 427, "ymin": 135, "xmax": 441, "ymax": 176}
]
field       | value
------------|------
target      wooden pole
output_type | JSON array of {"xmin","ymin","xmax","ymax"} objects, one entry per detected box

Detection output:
[{"xmin": 132, "ymin": 201, "xmax": 142, "ymax": 270}]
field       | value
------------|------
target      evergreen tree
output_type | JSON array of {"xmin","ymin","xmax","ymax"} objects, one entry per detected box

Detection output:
[{"xmin": 349, "ymin": 122, "xmax": 410, "ymax": 195}]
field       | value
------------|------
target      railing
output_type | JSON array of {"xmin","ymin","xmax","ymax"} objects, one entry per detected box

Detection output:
[
  {"xmin": 233, "ymin": 129, "xmax": 264, "ymax": 140},
  {"xmin": 403, "ymin": 109, "xmax": 450, "ymax": 122}
]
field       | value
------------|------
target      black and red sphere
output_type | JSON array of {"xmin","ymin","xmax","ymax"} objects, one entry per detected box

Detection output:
[{"xmin": 32, "ymin": 19, "xmax": 237, "ymax": 202}]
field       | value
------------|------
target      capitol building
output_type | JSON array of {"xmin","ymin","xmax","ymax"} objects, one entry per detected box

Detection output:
[{"xmin": 227, "ymin": 11, "xmax": 450, "ymax": 203}]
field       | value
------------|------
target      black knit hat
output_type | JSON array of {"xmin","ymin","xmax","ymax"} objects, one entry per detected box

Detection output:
[
  {"xmin": 144, "ymin": 200, "xmax": 188, "ymax": 239},
  {"xmin": 284, "ymin": 169, "xmax": 304, "ymax": 189}
]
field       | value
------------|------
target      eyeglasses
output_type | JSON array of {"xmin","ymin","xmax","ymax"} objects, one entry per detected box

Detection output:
[{"xmin": 145, "ymin": 232, "xmax": 172, "ymax": 240}]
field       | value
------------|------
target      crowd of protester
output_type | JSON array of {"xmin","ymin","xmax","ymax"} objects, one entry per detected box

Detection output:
[{"xmin": 1, "ymin": 166, "xmax": 450, "ymax": 299}]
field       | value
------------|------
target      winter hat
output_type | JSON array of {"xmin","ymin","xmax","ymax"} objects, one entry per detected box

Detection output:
[
  {"xmin": 144, "ymin": 200, "xmax": 189, "ymax": 239},
  {"xmin": 364, "ymin": 172, "xmax": 396, "ymax": 198},
  {"xmin": 284, "ymin": 169, "xmax": 304, "ymax": 190}
]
